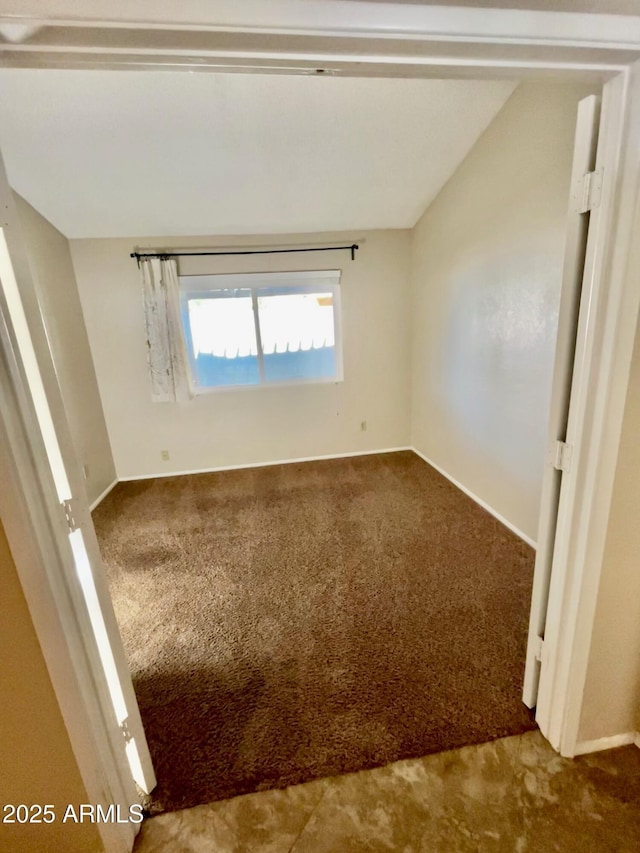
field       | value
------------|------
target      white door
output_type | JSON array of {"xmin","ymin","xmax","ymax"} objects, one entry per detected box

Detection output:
[
  {"xmin": 523, "ymin": 94, "xmax": 601, "ymax": 708},
  {"xmin": 0, "ymin": 167, "xmax": 155, "ymax": 799}
]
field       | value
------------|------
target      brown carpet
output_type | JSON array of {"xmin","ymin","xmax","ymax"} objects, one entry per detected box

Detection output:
[{"xmin": 93, "ymin": 450, "xmax": 536, "ymax": 814}]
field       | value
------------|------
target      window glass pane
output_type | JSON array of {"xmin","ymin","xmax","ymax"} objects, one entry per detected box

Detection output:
[
  {"xmin": 186, "ymin": 291, "xmax": 259, "ymax": 387},
  {"xmin": 257, "ymin": 292, "xmax": 336, "ymax": 382}
]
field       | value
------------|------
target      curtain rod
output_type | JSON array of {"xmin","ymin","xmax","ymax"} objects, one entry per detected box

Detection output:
[{"xmin": 130, "ymin": 244, "xmax": 359, "ymax": 266}]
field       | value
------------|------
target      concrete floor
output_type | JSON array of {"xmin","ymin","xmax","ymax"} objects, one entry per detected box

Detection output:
[{"xmin": 134, "ymin": 729, "xmax": 640, "ymax": 852}]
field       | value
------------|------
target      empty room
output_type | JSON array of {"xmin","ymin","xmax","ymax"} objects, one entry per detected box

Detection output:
[{"xmin": 3, "ymin": 30, "xmax": 638, "ymax": 848}]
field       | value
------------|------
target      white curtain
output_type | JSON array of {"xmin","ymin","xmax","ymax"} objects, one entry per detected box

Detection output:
[{"xmin": 140, "ymin": 257, "xmax": 193, "ymax": 403}]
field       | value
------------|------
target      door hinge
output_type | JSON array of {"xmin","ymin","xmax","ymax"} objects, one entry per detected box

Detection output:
[
  {"xmin": 533, "ymin": 636, "xmax": 545, "ymax": 663},
  {"xmin": 61, "ymin": 498, "xmax": 79, "ymax": 532},
  {"xmin": 576, "ymin": 168, "xmax": 603, "ymax": 214},
  {"xmin": 554, "ymin": 440, "xmax": 572, "ymax": 473},
  {"xmin": 120, "ymin": 718, "xmax": 133, "ymax": 744}
]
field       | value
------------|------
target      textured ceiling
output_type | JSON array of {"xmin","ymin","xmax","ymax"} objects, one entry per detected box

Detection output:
[{"xmin": 0, "ymin": 70, "xmax": 516, "ymax": 238}]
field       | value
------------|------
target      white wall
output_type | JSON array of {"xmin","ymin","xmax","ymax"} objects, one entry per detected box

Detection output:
[
  {"xmin": 15, "ymin": 194, "xmax": 116, "ymax": 504},
  {"xmin": 70, "ymin": 230, "xmax": 412, "ymax": 479},
  {"xmin": 409, "ymin": 81, "xmax": 594, "ymax": 543}
]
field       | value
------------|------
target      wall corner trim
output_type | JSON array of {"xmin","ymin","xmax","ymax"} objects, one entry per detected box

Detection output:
[
  {"xmin": 573, "ymin": 732, "xmax": 638, "ymax": 756},
  {"xmin": 410, "ymin": 447, "xmax": 537, "ymax": 549},
  {"xmin": 89, "ymin": 478, "xmax": 118, "ymax": 511},
  {"xmin": 116, "ymin": 447, "xmax": 413, "ymax": 483},
  {"xmin": 112, "ymin": 447, "xmax": 537, "ymax": 551}
]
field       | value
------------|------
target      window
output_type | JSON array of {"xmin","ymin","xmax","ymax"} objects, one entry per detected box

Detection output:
[{"xmin": 179, "ymin": 270, "xmax": 343, "ymax": 391}]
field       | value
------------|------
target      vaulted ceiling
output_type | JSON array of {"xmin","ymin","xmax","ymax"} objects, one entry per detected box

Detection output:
[{"xmin": 0, "ymin": 70, "xmax": 515, "ymax": 238}]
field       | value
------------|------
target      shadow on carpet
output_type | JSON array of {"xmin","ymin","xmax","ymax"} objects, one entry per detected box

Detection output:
[{"xmin": 93, "ymin": 451, "xmax": 536, "ymax": 814}]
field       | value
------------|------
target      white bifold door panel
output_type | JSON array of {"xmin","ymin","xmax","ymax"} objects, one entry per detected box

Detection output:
[
  {"xmin": 523, "ymin": 95, "xmax": 601, "ymax": 709},
  {"xmin": 0, "ymin": 156, "xmax": 155, "ymax": 812}
]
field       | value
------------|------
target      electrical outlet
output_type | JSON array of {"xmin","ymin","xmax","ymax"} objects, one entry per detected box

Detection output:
[
  {"xmin": 160, "ymin": 450, "xmax": 170, "ymax": 461},
  {"xmin": 360, "ymin": 420, "xmax": 367, "ymax": 432}
]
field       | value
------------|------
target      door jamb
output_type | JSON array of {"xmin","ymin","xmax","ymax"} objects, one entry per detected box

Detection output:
[
  {"xmin": 0, "ymin": 247, "xmax": 138, "ymax": 851},
  {"xmin": 535, "ymin": 62, "xmax": 640, "ymax": 756},
  {"xmin": 0, "ymin": 154, "xmax": 146, "ymax": 849}
]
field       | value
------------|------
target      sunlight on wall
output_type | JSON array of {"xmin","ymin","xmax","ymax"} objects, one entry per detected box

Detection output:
[
  {"xmin": 442, "ymin": 241, "xmax": 560, "ymax": 492},
  {"xmin": 0, "ymin": 228, "xmax": 72, "ymax": 501}
]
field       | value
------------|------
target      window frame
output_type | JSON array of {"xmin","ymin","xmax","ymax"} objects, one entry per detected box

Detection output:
[{"xmin": 179, "ymin": 269, "xmax": 344, "ymax": 393}]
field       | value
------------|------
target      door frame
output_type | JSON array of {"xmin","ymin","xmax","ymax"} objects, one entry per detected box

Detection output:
[
  {"xmin": 522, "ymin": 92, "xmax": 602, "ymax": 713},
  {"xmin": 0, "ymin": 210, "xmax": 140, "ymax": 851},
  {"xmin": 521, "ymin": 67, "xmax": 640, "ymax": 755},
  {"xmin": 535, "ymin": 63, "xmax": 640, "ymax": 756},
  {"xmin": 1, "ymin": 5, "xmax": 640, "ymax": 849}
]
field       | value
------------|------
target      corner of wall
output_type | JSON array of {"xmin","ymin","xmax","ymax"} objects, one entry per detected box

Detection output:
[{"xmin": 14, "ymin": 195, "xmax": 117, "ymax": 505}]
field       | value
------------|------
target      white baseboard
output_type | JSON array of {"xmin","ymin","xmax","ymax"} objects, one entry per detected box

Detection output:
[
  {"xmin": 573, "ymin": 732, "xmax": 638, "ymax": 755},
  {"xmin": 117, "ymin": 446, "xmax": 413, "ymax": 482},
  {"xmin": 115, "ymin": 448, "xmax": 536, "ymax": 552},
  {"xmin": 410, "ymin": 447, "xmax": 537, "ymax": 549},
  {"xmin": 89, "ymin": 478, "xmax": 118, "ymax": 511}
]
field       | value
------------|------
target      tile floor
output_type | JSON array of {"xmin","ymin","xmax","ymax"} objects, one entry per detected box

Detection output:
[{"xmin": 134, "ymin": 730, "xmax": 640, "ymax": 852}]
